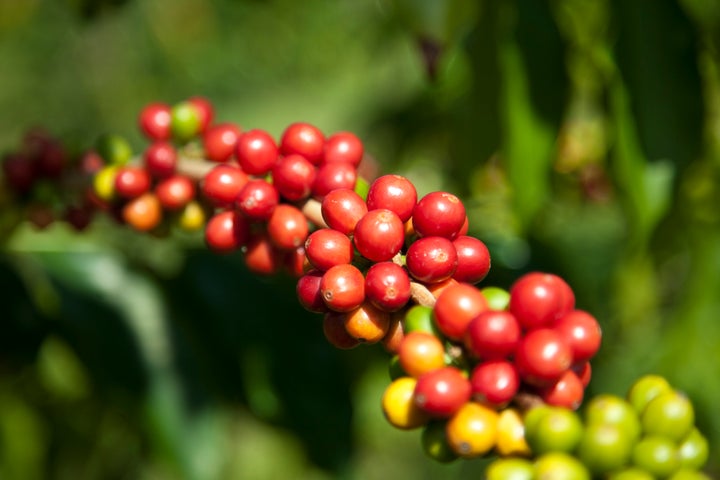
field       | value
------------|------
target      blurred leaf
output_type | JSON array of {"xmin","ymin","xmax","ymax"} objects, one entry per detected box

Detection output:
[
  {"xmin": 37, "ymin": 335, "xmax": 91, "ymax": 401},
  {"xmin": 0, "ymin": 390, "xmax": 47, "ymax": 480}
]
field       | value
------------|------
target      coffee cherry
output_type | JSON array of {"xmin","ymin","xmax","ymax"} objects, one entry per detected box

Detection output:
[
  {"xmin": 495, "ymin": 408, "xmax": 531, "ymax": 457},
  {"xmin": 573, "ymin": 361, "xmax": 593, "ymax": 387},
  {"xmin": 421, "ymin": 421, "xmax": 458, "ymax": 463},
  {"xmin": 187, "ymin": 96, "xmax": 214, "ymax": 133},
  {"xmin": 155, "ymin": 175, "xmax": 195, "ymax": 210},
  {"xmin": 203, "ymin": 122, "xmax": 242, "ymax": 162},
  {"xmin": 296, "ymin": 270, "xmax": 327, "ymax": 313},
  {"xmin": 243, "ymin": 232, "xmax": 281, "ymax": 275},
  {"xmin": 398, "ymin": 331, "xmax": 446, "ymax": 378},
  {"xmin": 204, "ymin": 210, "xmax": 249, "ymax": 253},
  {"xmin": 280, "ymin": 122, "xmax": 325, "ymax": 164},
  {"xmin": 170, "ymin": 101, "xmax": 202, "ymax": 142},
  {"xmin": 235, "ymin": 129, "xmax": 279, "ymax": 175},
  {"xmin": 515, "ymin": 328, "xmax": 572, "ymax": 386},
  {"xmin": 381, "ymin": 315, "xmax": 404, "ymax": 354},
  {"xmin": 323, "ymin": 131, "xmax": 363, "ymax": 165},
  {"xmin": 414, "ymin": 367, "xmax": 471, "ymax": 417},
  {"xmin": 364, "ymin": 262, "xmax": 411, "ymax": 312},
  {"xmin": 176, "ymin": 200, "xmax": 207, "ymax": 232},
  {"xmin": 412, "ymin": 191, "xmax": 466, "ymax": 239},
  {"xmin": 576, "ymin": 423, "xmax": 634, "ymax": 475},
  {"xmin": 541, "ymin": 369, "xmax": 585, "ymax": 410},
  {"xmin": 485, "ymin": 457, "xmax": 534, "ymax": 480},
  {"xmin": 628, "ymin": 374, "xmax": 673, "ymax": 414},
  {"xmin": 319, "ymin": 263, "xmax": 365, "ymax": 312},
  {"xmin": 382, "ymin": 377, "xmax": 430, "ymax": 430},
  {"xmin": 343, "ymin": 302, "xmax": 390, "ymax": 343},
  {"xmin": 509, "ymin": 272, "xmax": 575, "ymax": 330},
  {"xmin": 139, "ymin": 102, "xmax": 172, "ymax": 141},
  {"xmin": 353, "ymin": 209, "xmax": 405, "ymax": 262},
  {"xmin": 678, "ymin": 428, "xmax": 709, "ymax": 469},
  {"xmin": 304, "ymin": 228, "xmax": 354, "ymax": 271},
  {"xmin": 267, "ymin": 204, "xmax": 309, "ymax": 250},
  {"xmin": 282, "ymin": 245, "xmax": 308, "ymax": 278},
  {"xmin": 403, "ymin": 305, "xmax": 439, "ymax": 336},
  {"xmin": 469, "ymin": 360, "xmax": 519, "ymax": 407},
  {"xmin": 445, "ymin": 401, "xmax": 498, "ymax": 458},
  {"xmin": 322, "ymin": 311, "xmax": 360, "ymax": 349},
  {"xmin": 433, "ymin": 283, "xmax": 489, "ymax": 341},
  {"xmin": 2, "ymin": 153, "xmax": 36, "ymax": 193},
  {"xmin": 525, "ymin": 405, "xmax": 583, "ymax": 454},
  {"xmin": 481, "ymin": 286, "xmax": 511, "ymax": 311},
  {"xmin": 553, "ymin": 309, "xmax": 602, "ymax": 363},
  {"xmin": 96, "ymin": 133, "xmax": 133, "ymax": 166},
  {"xmin": 534, "ymin": 452, "xmax": 591, "ymax": 480},
  {"xmin": 405, "ymin": 236, "xmax": 458, "ymax": 284},
  {"xmin": 235, "ymin": 179, "xmax": 279, "ymax": 221},
  {"xmin": 584, "ymin": 394, "xmax": 642, "ymax": 442},
  {"xmin": 668, "ymin": 471, "xmax": 712, "ymax": 480},
  {"xmin": 312, "ymin": 161, "xmax": 357, "ymax": 199},
  {"xmin": 63, "ymin": 204, "xmax": 94, "ymax": 231},
  {"xmin": 632, "ymin": 435, "xmax": 681, "ymax": 478},
  {"xmin": 36, "ymin": 140, "xmax": 66, "ymax": 178},
  {"xmin": 452, "ymin": 235, "xmax": 491, "ymax": 284},
  {"xmin": 121, "ymin": 192, "xmax": 162, "ymax": 232},
  {"xmin": 641, "ymin": 390, "xmax": 695, "ymax": 442},
  {"xmin": 271, "ymin": 154, "xmax": 316, "ymax": 202},
  {"xmin": 202, "ymin": 164, "xmax": 249, "ymax": 207},
  {"xmin": 114, "ymin": 166, "xmax": 151, "ymax": 199},
  {"xmin": 320, "ymin": 188, "xmax": 368, "ymax": 235},
  {"xmin": 144, "ymin": 141, "xmax": 177, "ymax": 178},
  {"xmin": 366, "ymin": 174, "xmax": 418, "ymax": 222},
  {"xmin": 464, "ymin": 310, "xmax": 521, "ymax": 360},
  {"xmin": 608, "ymin": 468, "xmax": 655, "ymax": 480}
]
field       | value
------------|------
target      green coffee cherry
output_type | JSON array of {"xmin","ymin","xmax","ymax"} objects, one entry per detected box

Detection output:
[
  {"xmin": 403, "ymin": 305, "xmax": 439, "ymax": 336},
  {"xmin": 668, "ymin": 469, "xmax": 712, "ymax": 480},
  {"xmin": 628, "ymin": 374, "xmax": 672, "ymax": 413},
  {"xmin": 96, "ymin": 133, "xmax": 133, "ymax": 165},
  {"xmin": 632, "ymin": 435, "xmax": 681, "ymax": 478},
  {"xmin": 678, "ymin": 428, "xmax": 709, "ymax": 469},
  {"xmin": 584, "ymin": 394, "xmax": 642, "ymax": 442},
  {"xmin": 525, "ymin": 406, "xmax": 583, "ymax": 454},
  {"xmin": 607, "ymin": 467, "xmax": 655, "ymax": 480},
  {"xmin": 485, "ymin": 457, "xmax": 533, "ymax": 480},
  {"xmin": 641, "ymin": 390, "xmax": 695, "ymax": 442},
  {"xmin": 481, "ymin": 286, "xmax": 511, "ymax": 311},
  {"xmin": 421, "ymin": 421, "xmax": 457, "ymax": 463},
  {"xmin": 170, "ymin": 101, "xmax": 202, "ymax": 142},
  {"xmin": 533, "ymin": 452, "xmax": 591, "ymax": 480},
  {"xmin": 576, "ymin": 423, "xmax": 634, "ymax": 475}
]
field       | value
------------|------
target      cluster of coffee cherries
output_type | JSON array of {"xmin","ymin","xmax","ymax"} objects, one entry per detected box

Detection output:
[
  {"xmin": 485, "ymin": 374, "xmax": 710, "ymax": 479},
  {"xmin": 0, "ymin": 127, "xmax": 97, "ymax": 231}
]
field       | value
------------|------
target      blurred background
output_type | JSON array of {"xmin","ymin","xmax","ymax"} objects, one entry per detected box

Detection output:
[{"xmin": 1, "ymin": 0, "xmax": 720, "ymax": 478}]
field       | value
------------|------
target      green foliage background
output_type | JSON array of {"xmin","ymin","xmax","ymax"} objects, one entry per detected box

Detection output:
[{"xmin": 1, "ymin": 0, "xmax": 719, "ymax": 478}]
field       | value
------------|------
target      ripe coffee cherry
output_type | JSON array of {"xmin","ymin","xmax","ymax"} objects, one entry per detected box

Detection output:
[
  {"xmin": 271, "ymin": 153, "xmax": 316, "ymax": 202},
  {"xmin": 304, "ymin": 228, "xmax": 353, "ymax": 271},
  {"xmin": 243, "ymin": 233, "xmax": 281, "ymax": 275},
  {"xmin": 343, "ymin": 302, "xmax": 390, "ymax": 343},
  {"xmin": 122, "ymin": 193, "xmax": 162, "ymax": 232},
  {"xmin": 282, "ymin": 245, "xmax": 308, "ymax": 278},
  {"xmin": 170, "ymin": 101, "xmax": 202, "ymax": 142},
  {"xmin": 320, "ymin": 188, "xmax": 368, "ymax": 235},
  {"xmin": 525, "ymin": 405, "xmax": 583, "ymax": 454},
  {"xmin": 267, "ymin": 204, "xmax": 309, "ymax": 250},
  {"xmin": 204, "ymin": 210, "xmax": 249, "ymax": 253},
  {"xmin": 114, "ymin": 166, "xmax": 151, "ymax": 199},
  {"xmin": 445, "ymin": 401, "xmax": 498, "ymax": 458},
  {"xmin": 280, "ymin": 122, "xmax": 325, "ymax": 164},
  {"xmin": 412, "ymin": 191, "xmax": 466, "ymax": 239},
  {"xmin": 509, "ymin": 272, "xmax": 575, "ymax": 330},
  {"xmin": 144, "ymin": 141, "xmax": 177, "ymax": 178},
  {"xmin": 398, "ymin": 331, "xmax": 446, "ymax": 378},
  {"xmin": 573, "ymin": 361, "xmax": 592, "ymax": 387},
  {"xmin": 155, "ymin": 174, "xmax": 196, "ymax": 210},
  {"xmin": 202, "ymin": 164, "xmax": 249, "ymax": 207},
  {"xmin": 540, "ymin": 369, "xmax": 585, "ymax": 409},
  {"xmin": 515, "ymin": 328, "xmax": 572, "ymax": 386},
  {"xmin": 366, "ymin": 174, "xmax": 418, "ymax": 223},
  {"xmin": 235, "ymin": 179, "xmax": 279, "ymax": 221},
  {"xmin": 322, "ymin": 311, "xmax": 360, "ymax": 349},
  {"xmin": 139, "ymin": 102, "xmax": 172, "ymax": 141},
  {"xmin": 323, "ymin": 131, "xmax": 363, "ymax": 165},
  {"xmin": 469, "ymin": 360, "xmax": 519, "ymax": 407},
  {"xmin": 553, "ymin": 309, "xmax": 602, "ymax": 363},
  {"xmin": 63, "ymin": 204, "xmax": 94, "ymax": 231},
  {"xmin": 235, "ymin": 129, "xmax": 278, "ymax": 175},
  {"xmin": 452, "ymin": 236, "xmax": 491, "ymax": 284},
  {"xmin": 312, "ymin": 162, "xmax": 357, "ymax": 199},
  {"xmin": 353, "ymin": 209, "xmax": 405, "ymax": 262},
  {"xmin": 187, "ymin": 96, "xmax": 214, "ymax": 133},
  {"xmin": 296, "ymin": 270, "xmax": 327, "ymax": 313},
  {"xmin": 320, "ymin": 263, "xmax": 365, "ymax": 312},
  {"xmin": 382, "ymin": 377, "xmax": 430, "ymax": 430},
  {"xmin": 405, "ymin": 236, "xmax": 458, "ymax": 284},
  {"xmin": 381, "ymin": 315, "xmax": 404, "ymax": 354},
  {"xmin": 414, "ymin": 367, "xmax": 471, "ymax": 417},
  {"xmin": 364, "ymin": 262, "xmax": 411, "ymax": 312},
  {"xmin": 433, "ymin": 283, "xmax": 490, "ymax": 341},
  {"xmin": 36, "ymin": 141, "xmax": 66, "ymax": 178},
  {"xmin": 203, "ymin": 122, "xmax": 242, "ymax": 162},
  {"xmin": 2, "ymin": 153, "xmax": 36, "ymax": 193},
  {"xmin": 641, "ymin": 390, "xmax": 695, "ymax": 442},
  {"xmin": 464, "ymin": 310, "xmax": 521, "ymax": 360}
]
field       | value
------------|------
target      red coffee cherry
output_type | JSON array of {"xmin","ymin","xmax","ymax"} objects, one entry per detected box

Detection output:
[
  {"xmin": 304, "ymin": 228, "xmax": 354, "ymax": 271},
  {"xmin": 452, "ymin": 236, "xmax": 491, "ymax": 284},
  {"xmin": 280, "ymin": 122, "xmax": 325, "ymax": 164},
  {"xmin": 366, "ymin": 174, "xmax": 418, "ymax": 223},
  {"xmin": 573, "ymin": 362, "xmax": 592, "ymax": 387},
  {"xmin": 353, "ymin": 209, "xmax": 405, "ymax": 262},
  {"xmin": 36, "ymin": 141, "xmax": 66, "ymax": 178},
  {"xmin": 323, "ymin": 131, "xmax": 363, "ymax": 166},
  {"xmin": 312, "ymin": 162, "xmax": 357, "ymax": 199},
  {"xmin": 282, "ymin": 245, "xmax": 308, "ymax": 278},
  {"xmin": 235, "ymin": 129, "xmax": 278, "ymax": 175},
  {"xmin": 323, "ymin": 311, "xmax": 360, "ymax": 349},
  {"xmin": 509, "ymin": 272, "xmax": 575, "ymax": 330},
  {"xmin": 364, "ymin": 261, "xmax": 411, "ymax": 312},
  {"xmin": 320, "ymin": 263, "xmax": 365, "ymax": 312},
  {"xmin": 204, "ymin": 210, "xmax": 250, "ymax": 253},
  {"xmin": 553, "ymin": 309, "xmax": 602, "ymax": 364},
  {"xmin": 122, "ymin": 192, "xmax": 162, "ymax": 232},
  {"xmin": 405, "ymin": 236, "xmax": 458, "ymax": 284},
  {"xmin": 187, "ymin": 96, "xmax": 214, "ymax": 133},
  {"xmin": 296, "ymin": 270, "xmax": 328, "ymax": 313},
  {"xmin": 541, "ymin": 369, "xmax": 585, "ymax": 410},
  {"xmin": 267, "ymin": 204, "xmax": 309, "ymax": 250},
  {"xmin": 2, "ymin": 153, "xmax": 36, "ymax": 193},
  {"xmin": 203, "ymin": 122, "xmax": 242, "ymax": 162},
  {"xmin": 144, "ymin": 141, "xmax": 177, "ymax": 178},
  {"xmin": 515, "ymin": 328, "xmax": 573, "ymax": 387},
  {"xmin": 381, "ymin": 315, "xmax": 405, "ymax": 354},
  {"xmin": 202, "ymin": 164, "xmax": 249, "ymax": 207},
  {"xmin": 464, "ymin": 310, "xmax": 521, "ymax": 360},
  {"xmin": 243, "ymin": 232, "xmax": 281, "ymax": 275},
  {"xmin": 155, "ymin": 174, "xmax": 196, "ymax": 210},
  {"xmin": 414, "ymin": 367, "xmax": 472, "ymax": 418},
  {"xmin": 412, "ymin": 191, "xmax": 466, "ymax": 239},
  {"xmin": 63, "ymin": 203, "xmax": 95, "ymax": 231},
  {"xmin": 320, "ymin": 188, "xmax": 368, "ymax": 235},
  {"xmin": 138, "ymin": 102, "xmax": 172, "ymax": 141},
  {"xmin": 470, "ymin": 360, "xmax": 520, "ymax": 407},
  {"xmin": 271, "ymin": 153, "xmax": 316, "ymax": 202},
  {"xmin": 433, "ymin": 283, "xmax": 490, "ymax": 341},
  {"xmin": 114, "ymin": 166, "xmax": 151, "ymax": 199},
  {"xmin": 235, "ymin": 179, "xmax": 279, "ymax": 221}
]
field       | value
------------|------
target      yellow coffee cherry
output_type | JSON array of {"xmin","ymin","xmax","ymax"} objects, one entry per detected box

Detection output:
[
  {"xmin": 176, "ymin": 200, "xmax": 207, "ymax": 232},
  {"xmin": 381, "ymin": 377, "xmax": 430, "ymax": 430},
  {"xmin": 496, "ymin": 407, "xmax": 532, "ymax": 457},
  {"xmin": 93, "ymin": 165, "xmax": 119, "ymax": 202},
  {"xmin": 445, "ymin": 401, "xmax": 498, "ymax": 458}
]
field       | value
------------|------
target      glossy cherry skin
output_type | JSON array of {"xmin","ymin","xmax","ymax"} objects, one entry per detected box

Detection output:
[
  {"xmin": 203, "ymin": 122, "xmax": 242, "ymax": 162},
  {"xmin": 144, "ymin": 142, "xmax": 177, "ymax": 178},
  {"xmin": 319, "ymin": 263, "xmax": 365, "ymax": 312},
  {"xmin": 515, "ymin": 328, "xmax": 573, "ymax": 387},
  {"xmin": 509, "ymin": 272, "xmax": 576, "ymax": 330},
  {"xmin": 412, "ymin": 191, "xmax": 466, "ymax": 239},
  {"xmin": 320, "ymin": 188, "xmax": 368, "ymax": 235},
  {"xmin": 138, "ymin": 102, "xmax": 172, "ymax": 141},
  {"xmin": 433, "ymin": 283, "xmax": 490, "ymax": 341},
  {"xmin": 235, "ymin": 179, "xmax": 279, "ymax": 221},
  {"xmin": 266, "ymin": 204, "xmax": 309, "ymax": 250},
  {"xmin": 366, "ymin": 174, "xmax": 418, "ymax": 223},
  {"xmin": 405, "ymin": 236, "xmax": 458, "ymax": 284},
  {"xmin": 364, "ymin": 261, "xmax": 412, "ymax": 312},
  {"xmin": 323, "ymin": 131, "xmax": 363, "ymax": 166},
  {"xmin": 304, "ymin": 228, "xmax": 354, "ymax": 271},
  {"xmin": 202, "ymin": 164, "xmax": 249, "ymax": 207},
  {"xmin": 235, "ymin": 129, "xmax": 279, "ymax": 175},
  {"xmin": 155, "ymin": 175, "xmax": 196, "ymax": 210},
  {"xmin": 280, "ymin": 122, "xmax": 325, "ymax": 164},
  {"xmin": 271, "ymin": 154, "xmax": 316, "ymax": 202},
  {"xmin": 452, "ymin": 236, "xmax": 491, "ymax": 284},
  {"xmin": 414, "ymin": 367, "xmax": 472, "ymax": 418},
  {"xmin": 353, "ymin": 209, "xmax": 405, "ymax": 262}
]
